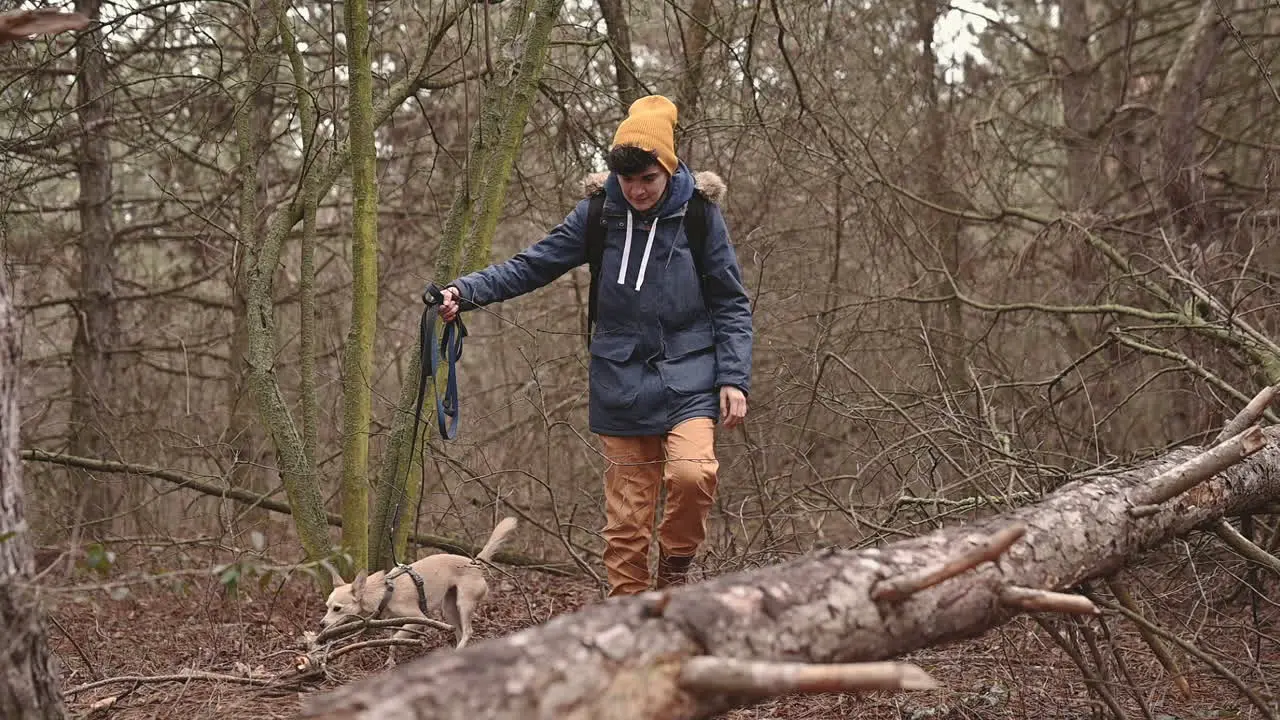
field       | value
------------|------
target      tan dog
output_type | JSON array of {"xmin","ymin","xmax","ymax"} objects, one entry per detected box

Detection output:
[{"xmin": 320, "ymin": 516, "xmax": 517, "ymax": 651}]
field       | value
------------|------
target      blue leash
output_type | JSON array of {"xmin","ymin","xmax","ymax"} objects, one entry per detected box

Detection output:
[
  {"xmin": 387, "ymin": 282, "xmax": 466, "ymax": 567},
  {"xmin": 414, "ymin": 282, "xmax": 467, "ymax": 443}
]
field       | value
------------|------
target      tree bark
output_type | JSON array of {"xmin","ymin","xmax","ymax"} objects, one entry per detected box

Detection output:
[
  {"xmin": 304, "ymin": 426, "xmax": 1280, "ymax": 720},
  {"xmin": 338, "ymin": 0, "xmax": 379, "ymax": 575},
  {"xmin": 67, "ymin": 0, "xmax": 119, "ymax": 537},
  {"xmin": 914, "ymin": 0, "xmax": 965, "ymax": 396},
  {"xmin": 675, "ymin": 0, "xmax": 714, "ymax": 151},
  {"xmin": 1, "ymin": 264, "xmax": 66, "ymax": 719}
]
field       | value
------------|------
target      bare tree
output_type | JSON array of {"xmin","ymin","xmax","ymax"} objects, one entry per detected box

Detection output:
[
  {"xmin": 2, "ymin": 207, "xmax": 67, "ymax": 720},
  {"xmin": 1, "ymin": 15, "xmax": 86, "ymax": 717},
  {"xmin": 66, "ymin": 0, "xmax": 118, "ymax": 537}
]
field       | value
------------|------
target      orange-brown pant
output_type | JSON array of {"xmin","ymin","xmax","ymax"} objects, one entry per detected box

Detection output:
[{"xmin": 599, "ymin": 417, "xmax": 719, "ymax": 597}]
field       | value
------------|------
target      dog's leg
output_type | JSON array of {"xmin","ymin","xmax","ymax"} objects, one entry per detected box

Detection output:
[
  {"xmin": 441, "ymin": 586, "xmax": 464, "ymax": 648},
  {"xmin": 452, "ymin": 586, "xmax": 483, "ymax": 650}
]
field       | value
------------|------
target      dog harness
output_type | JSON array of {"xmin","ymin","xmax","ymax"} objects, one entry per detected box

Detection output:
[{"xmin": 375, "ymin": 563, "xmax": 432, "ymax": 618}]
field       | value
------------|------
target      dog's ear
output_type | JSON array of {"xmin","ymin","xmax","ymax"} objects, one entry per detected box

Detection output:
[
  {"xmin": 326, "ymin": 562, "xmax": 345, "ymax": 588},
  {"xmin": 351, "ymin": 569, "xmax": 367, "ymax": 596}
]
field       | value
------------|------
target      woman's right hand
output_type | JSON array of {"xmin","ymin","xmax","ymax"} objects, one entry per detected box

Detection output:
[{"xmin": 439, "ymin": 286, "xmax": 461, "ymax": 322}]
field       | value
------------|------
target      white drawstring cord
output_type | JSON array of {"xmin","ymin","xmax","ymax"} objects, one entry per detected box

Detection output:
[
  {"xmin": 634, "ymin": 220, "xmax": 660, "ymax": 290},
  {"xmin": 617, "ymin": 209, "xmax": 660, "ymax": 290}
]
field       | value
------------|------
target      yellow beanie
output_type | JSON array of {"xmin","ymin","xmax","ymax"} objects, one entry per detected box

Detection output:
[{"xmin": 611, "ymin": 95, "xmax": 679, "ymax": 176}]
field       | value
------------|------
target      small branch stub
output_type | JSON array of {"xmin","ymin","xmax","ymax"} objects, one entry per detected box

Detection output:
[
  {"xmin": 678, "ymin": 657, "xmax": 940, "ymax": 697},
  {"xmin": 871, "ymin": 524, "xmax": 1026, "ymax": 602},
  {"xmin": 1129, "ymin": 425, "xmax": 1267, "ymax": 517},
  {"xmin": 1214, "ymin": 384, "xmax": 1280, "ymax": 444},
  {"xmin": 999, "ymin": 585, "xmax": 1099, "ymax": 615}
]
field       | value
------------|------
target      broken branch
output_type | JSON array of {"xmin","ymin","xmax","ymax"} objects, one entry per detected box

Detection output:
[
  {"xmin": 870, "ymin": 523, "xmax": 1025, "ymax": 602},
  {"xmin": 999, "ymin": 585, "xmax": 1098, "ymax": 615},
  {"xmin": 1129, "ymin": 425, "xmax": 1266, "ymax": 516},
  {"xmin": 0, "ymin": 9, "xmax": 88, "ymax": 43},
  {"xmin": 678, "ymin": 658, "xmax": 939, "ymax": 696},
  {"xmin": 1214, "ymin": 384, "xmax": 1279, "ymax": 443}
]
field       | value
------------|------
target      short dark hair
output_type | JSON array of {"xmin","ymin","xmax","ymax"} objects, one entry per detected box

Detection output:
[{"xmin": 606, "ymin": 144, "xmax": 661, "ymax": 176}]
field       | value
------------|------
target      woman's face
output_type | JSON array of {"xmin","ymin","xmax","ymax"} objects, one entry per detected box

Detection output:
[{"xmin": 618, "ymin": 165, "xmax": 669, "ymax": 212}]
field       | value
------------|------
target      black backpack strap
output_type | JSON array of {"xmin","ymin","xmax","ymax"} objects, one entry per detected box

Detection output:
[
  {"xmin": 684, "ymin": 190, "xmax": 710, "ymax": 282},
  {"xmin": 584, "ymin": 190, "xmax": 607, "ymax": 345}
]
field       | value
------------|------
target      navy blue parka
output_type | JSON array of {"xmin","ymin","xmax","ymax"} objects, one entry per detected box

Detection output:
[{"xmin": 449, "ymin": 162, "xmax": 753, "ymax": 436}]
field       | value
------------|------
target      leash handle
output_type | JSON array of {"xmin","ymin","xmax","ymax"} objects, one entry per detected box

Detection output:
[
  {"xmin": 418, "ymin": 282, "xmax": 466, "ymax": 442},
  {"xmin": 422, "ymin": 281, "xmax": 446, "ymax": 307}
]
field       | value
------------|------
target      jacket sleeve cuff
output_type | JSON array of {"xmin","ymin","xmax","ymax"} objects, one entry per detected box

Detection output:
[{"xmin": 449, "ymin": 277, "xmax": 480, "ymax": 308}]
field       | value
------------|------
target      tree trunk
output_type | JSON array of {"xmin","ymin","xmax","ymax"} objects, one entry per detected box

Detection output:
[
  {"xmin": 67, "ymin": 0, "xmax": 118, "ymax": 537},
  {"xmin": 304, "ymin": 425, "xmax": 1280, "ymax": 720},
  {"xmin": 1, "ymin": 264, "xmax": 66, "ymax": 719},
  {"xmin": 232, "ymin": 0, "xmax": 479, "ymax": 583},
  {"xmin": 675, "ymin": 0, "xmax": 713, "ymax": 155},
  {"xmin": 915, "ymin": 0, "xmax": 964, "ymax": 397},
  {"xmin": 338, "ymin": 0, "xmax": 379, "ymax": 575},
  {"xmin": 367, "ymin": 0, "xmax": 567, "ymax": 571},
  {"xmin": 1058, "ymin": 0, "xmax": 1100, "ymax": 211},
  {"xmin": 1158, "ymin": 0, "xmax": 1226, "ymax": 235},
  {"xmin": 227, "ymin": 0, "xmax": 284, "ymax": 536},
  {"xmin": 597, "ymin": 0, "xmax": 640, "ymax": 105},
  {"xmin": 235, "ymin": 0, "xmax": 338, "ymax": 573}
]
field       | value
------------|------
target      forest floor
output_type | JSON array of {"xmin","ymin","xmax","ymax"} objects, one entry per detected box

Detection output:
[{"xmin": 38, "ymin": 538, "xmax": 1278, "ymax": 720}]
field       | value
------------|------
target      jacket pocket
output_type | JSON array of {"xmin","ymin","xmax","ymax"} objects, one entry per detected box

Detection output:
[
  {"xmin": 660, "ymin": 325, "xmax": 717, "ymax": 395},
  {"xmin": 589, "ymin": 333, "xmax": 641, "ymax": 408}
]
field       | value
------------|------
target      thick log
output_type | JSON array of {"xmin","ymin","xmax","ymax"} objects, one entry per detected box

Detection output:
[{"xmin": 301, "ymin": 430, "xmax": 1280, "ymax": 720}]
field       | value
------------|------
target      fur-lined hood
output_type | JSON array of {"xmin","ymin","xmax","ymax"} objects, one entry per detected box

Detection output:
[{"xmin": 581, "ymin": 169, "xmax": 727, "ymax": 204}]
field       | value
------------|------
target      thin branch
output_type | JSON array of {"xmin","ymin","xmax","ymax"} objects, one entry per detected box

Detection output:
[
  {"xmin": 870, "ymin": 524, "xmax": 1026, "ymax": 602},
  {"xmin": 1212, "ymin": 518, "xmax": 1280, "ymax": 576},
  {"xmin": 20, "ymin": 448, "xmax": 572, "ymax": 574},
  {"xmin": 1090, "ymin": 594, "xmax": 1277, "ymax": 720},
  {"xmin": 1105, "ymin": 577, "xmax": 1191, "ymax": 700}
]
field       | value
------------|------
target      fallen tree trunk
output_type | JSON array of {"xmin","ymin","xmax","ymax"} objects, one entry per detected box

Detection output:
[{"xmin": 301, "ymin": 424, "xmax": 1280, "ymax": 720}]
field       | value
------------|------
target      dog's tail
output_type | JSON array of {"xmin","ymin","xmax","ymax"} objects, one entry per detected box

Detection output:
[{"xmin": 475, "ymin": 516, "xmax": 518, "ymax": 564}]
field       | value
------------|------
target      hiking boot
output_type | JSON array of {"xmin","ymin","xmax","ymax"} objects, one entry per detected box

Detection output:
[{"xmin": 654, "ymin": 552, "xmax": 695, "ymax": 590}]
